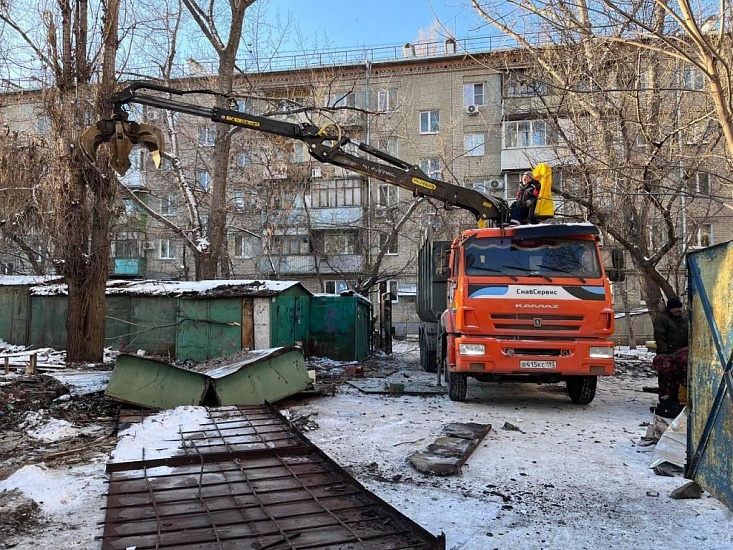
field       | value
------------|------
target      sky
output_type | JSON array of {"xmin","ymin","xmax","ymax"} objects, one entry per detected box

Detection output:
[{"xmin": 262, "ymin": 0, "xmax": 493, "ymax": 51}]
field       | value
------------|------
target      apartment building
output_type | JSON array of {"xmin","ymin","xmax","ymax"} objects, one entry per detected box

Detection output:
[{"xmin": 1, "ymin": 37, "xmax": 730, "ymax": 335}]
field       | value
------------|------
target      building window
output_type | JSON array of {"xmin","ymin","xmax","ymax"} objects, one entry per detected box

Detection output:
[
  {"xmin": 311, "ymin": 178, "xmax": 363, "ymax": 208},
  {"xmin": 464, "ymin": 133, "xmax": 485, "ymax": 156},
  {"xmin": 504, "ymin": 120, "xmax": 558, "ymax": 148},
  {"xmin": 196, "ymin": 169, "xmax": 212, "ymax": 191},
  {"xmin": 682, "ymin": 67, "xmax": 705, "ymax": 90},
  {"xmin": 233, "ymin": 233, "xmax": 258, "ymax": 258},
  {"xmin": 419, "ymin": 158, "xmax": 442, "ymax": 179},
  {"xmin": 377, "ymin": 137, "xmax": 399, "ymax": 157},
  {"xmin": 235, "ymin": 150, "xmax": 251, "ymax": 167},
  {"xmin": 319, "ymin": 231, "xmax": 359, "ymax": 255},
  {"xmin": 160, "ymin": 238, "xmax": 176, "ymax": 259},
  {"xmin": 377, "ymin": 88, "xmax": 398, "ymax": 112},
  {"xmin": 505, "ymin": 76, "xmax": 548, "ymax": 97},
  {"xmin": 689, "ymin": 172, "xmax": 712, "ymax": 195},
  {"xmin": 198, "ymin": 126, "xmax": 215, "ymax": 146},
  {"xmin": 378, "ymin": 184, "xmax": 398, "ymax": 207},
  {"xmin": 112, "ymin": 240, "xmax": 138, "ymax": 259},
  {"xmin": 233, "ymin": 190, "xmax": 246, "ymax": 211},
  {"xmin": 697, "ymin": 223, "xmax": 713, "ymax": 248},
  {"xmin": 327, "ymin": 91, "xmax": 356, "ymax": 108},
  {"xmin": 35, "ymin": 115, "xmax": 51, "ymax": 135},
  {"xmin": 325, "ymin": 280, "xmax": 349, "ymax": 294},
  {"xmin": 419, "ymin": 110, "xmax": 440, "ymax": 134},
  {"xmin": 161, "ymin": 195, "xmax": 178, "ymax": 216},
  {"xmin": 271, "ymin": 234, "xmax": 308, "ymax": 255},
  {"xmin": 387, "ymin": 280, "xmax": 399, "ymax": 304},
  {"xmin": 464, "ymin": 83, "xmax": 485, "ymax": 107},
  {"xmin": 684, "ymin": 121, "xmax": 714, "ymax": 145},
  {"xmin": 379, "ymin": 232, "xmax": 398, "ymax": 255},
  {"xmin": 292, "ymin": 142, "xmax": 308, "ymax": 163},
  {"xmin": 237, "ymin": 99, "xmax": 254, "ymax": 114}
]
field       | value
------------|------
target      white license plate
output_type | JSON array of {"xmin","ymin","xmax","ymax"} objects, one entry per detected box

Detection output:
[{"xmin": 520, "ymin": 360, "xmax": 557, "ymax": 369}]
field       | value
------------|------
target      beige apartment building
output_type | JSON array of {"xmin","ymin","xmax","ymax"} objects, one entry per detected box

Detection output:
[{"xmin": 1, "ymin": 37, "xmax": 730, "ymax": 337}]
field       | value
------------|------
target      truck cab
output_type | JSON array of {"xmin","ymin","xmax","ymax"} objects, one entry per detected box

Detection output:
[{"xmin": 437, "ymin": 223, "xmax": 617, "ymax": 404}]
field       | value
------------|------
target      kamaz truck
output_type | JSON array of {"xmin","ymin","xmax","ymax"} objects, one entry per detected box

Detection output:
[
  {"xmin": 80, "ymin": 81, "xmax": 624, "ymax": 404},
  {"xmin": 419, "ymin": 222, "xmax": 624, "ymax": 404}
]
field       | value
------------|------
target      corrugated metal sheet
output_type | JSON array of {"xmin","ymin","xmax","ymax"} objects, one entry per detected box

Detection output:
[
  {"xmin": 102, "ymin": 405, "xmax": 445, "ymax": 549},
  {"xmin": 686, "ymin": 242, "xmax": 733, "ymax": 511},
  {"xmin": 105, "ymin": 348, "xmax": 310, "ymax": 409},
  {"xmin": 0, "ymin": 284, "xmax": 31, "ymax": 345},
  {"xmin": 309, "ymin": 295, "xmax": 372, "ymax": 361},
  {"xmin": 177, "ymin": 298, "xmax": 243, "ymax": 361},
  {"xmin": 106, "ymin": 295, "xmax": 178, "ymax": 355}
]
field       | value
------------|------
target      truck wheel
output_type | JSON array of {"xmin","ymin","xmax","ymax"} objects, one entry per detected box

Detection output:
[
  {"xmin": 566, "ymin": 376, "xmax": 597, "ymax": 405},
  {"xmin": 419, "ymin": 330, "xmax": 437, "ymax": 373},
  {"xmin": 448, "ymin": 371, "xmax": 467, "ymax": 402}
]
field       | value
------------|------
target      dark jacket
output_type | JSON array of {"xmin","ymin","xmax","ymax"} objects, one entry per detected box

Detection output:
[
  {"xmin": 517, "ymin": 178, "xmax": 541, "ymax": 204},
  {"xmin": 653, "ymin": 310, "xmax": 689, "ymax": 354}
]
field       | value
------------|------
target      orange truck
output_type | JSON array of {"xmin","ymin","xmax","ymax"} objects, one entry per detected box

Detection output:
[
  {"xmin": 420, "ymin": 223, "xmax": 624, "ymax": 404},
  {"xmin": 82, "ymin": 82, "xmax": 625, "ymax": 405}
]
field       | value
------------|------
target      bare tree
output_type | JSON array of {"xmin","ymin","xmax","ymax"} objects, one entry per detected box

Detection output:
[
  {"xmin": 0, "ymin": 129, "xmax": 48, "ymax": 274},
  {"xmin": 470, "ymin": 0, "xmax": 729, "ymax": 315},
  {"xmin": 0, "ymin": 0, "xmax": 123, "ymax": 361}
]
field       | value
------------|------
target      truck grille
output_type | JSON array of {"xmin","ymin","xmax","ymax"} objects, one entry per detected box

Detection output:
[{"xmin": 491, "ymin": 313, "xmax": 583, "ymax": 331}]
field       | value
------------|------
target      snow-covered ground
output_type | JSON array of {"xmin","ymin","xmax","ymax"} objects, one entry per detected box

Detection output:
[{"xmin": 1, "ymin": 341, "xmax": 731, "ymax": 549}]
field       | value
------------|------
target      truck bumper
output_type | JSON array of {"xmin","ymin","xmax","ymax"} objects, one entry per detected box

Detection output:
[{"xmin": 450, "ymin": 337, "xmax": 615, "ymax": 376}]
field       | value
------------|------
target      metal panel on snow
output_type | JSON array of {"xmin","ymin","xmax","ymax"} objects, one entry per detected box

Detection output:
[
  {"xmin": 105, "ymin": 348, "xmax": 310, "ymax": 409},
  {"xmin": 101, "ymin": 405, "xmax": 445, "ymax": 549},
  {"xmin": 208, "ymin": 347, "xmax": 311, "ymax": 406},
  {"xmin": 105, "ymin": 354, "xmax": 210, "ymax": 409},
  {"xmin": 686, "ymin": 242, "xmax": 733, "ymax": 511}
]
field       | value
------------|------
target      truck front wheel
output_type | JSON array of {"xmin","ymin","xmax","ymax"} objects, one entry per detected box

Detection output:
[
  {"xmin": 566, "ymin": 375, "xmax": 597, "ymax": 405},
  {"xmin": 448, "ymin": 370, "xmax": 467, "ymax": 402}
]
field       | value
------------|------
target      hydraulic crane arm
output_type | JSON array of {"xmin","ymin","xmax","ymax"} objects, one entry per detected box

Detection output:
[{"xmin": 80, "ymin": 81, "xmax": 508, "ymax": 226}]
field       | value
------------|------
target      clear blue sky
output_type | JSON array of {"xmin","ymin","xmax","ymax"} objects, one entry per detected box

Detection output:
[{"xmin": 265, "ymin": 0, "xmax": 493, "ymax": 50}]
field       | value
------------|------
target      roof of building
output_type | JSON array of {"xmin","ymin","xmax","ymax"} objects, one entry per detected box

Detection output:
[{"xmin": 29, "ymin": 279, "xmax": 312, "ymax": 298}]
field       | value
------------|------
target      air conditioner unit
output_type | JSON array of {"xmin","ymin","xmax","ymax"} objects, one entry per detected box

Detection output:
[
  {"xmin": 489, "ymin": 179, "xmax": 505, "ymax": 190},
  {"xmin": 146, "ymin": 109, "xmax": 159, "ymax": 121},
  {"xmin": 143, "ymin": 241, "xmax": 155, "ymax": 251},
  {"xmin": 311, "ymin": 166, "xmax": 322, "ymax": 178},
  {"xmin": 466, "ymin": 104, "xmax": 479, "ymax": 115},
  {"xmin": 374, "ymin": 205, "xmax": 387, "ymax": 218}
]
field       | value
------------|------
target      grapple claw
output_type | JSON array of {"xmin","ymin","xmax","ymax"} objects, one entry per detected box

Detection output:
[{"xmin": 79, "ymin": 119, "xmax": 165, "ymax": 176}]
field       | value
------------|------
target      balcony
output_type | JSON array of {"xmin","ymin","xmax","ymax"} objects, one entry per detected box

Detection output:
[
  {"xmin": 259, "ymin": 255, "xmax": 316, "ymax": 275},
  {"xmin": 258, "ymin": 253, "xmax": 364, "ymax": 275},
  {"xmin": 112, "ymin": 258, "xmax": 147, "ymax": 278},
  {"xmin": 501, "ymin": 147, "xmax": 561, "ymax": 172},
  {"xmin": 309, "ymin": 206, "xmax": 364, "ymax": 227}
]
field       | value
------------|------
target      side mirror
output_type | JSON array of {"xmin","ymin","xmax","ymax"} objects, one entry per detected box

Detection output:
[
  {"xmin": 611, "ymin": 248, "xmax": 625, "ymax": 269},
  {"xmin": 606, "ymin": 268, "xmax": 625, "ymax": 282}
]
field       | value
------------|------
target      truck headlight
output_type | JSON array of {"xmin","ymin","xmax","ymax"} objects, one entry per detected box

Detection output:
[
  {"xmin": 459, "ymin": 343, "xmax": 485, "ymax": 356},
  {"xmin": 589, "ymin": 346, "xmax": 614, "ymax": 358}
]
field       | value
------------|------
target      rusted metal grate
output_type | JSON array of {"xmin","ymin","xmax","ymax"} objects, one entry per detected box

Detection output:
[{"xmin": 101, "ymin": 404, "xmax": 444, "ymax": 549}]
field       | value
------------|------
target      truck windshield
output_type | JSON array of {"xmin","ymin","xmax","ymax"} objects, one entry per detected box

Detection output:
[{"xmin": 464, "ymin": 237, "xmax": 602, "ymax": 279}]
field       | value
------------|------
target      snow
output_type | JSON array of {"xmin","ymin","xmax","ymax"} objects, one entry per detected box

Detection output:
[
  {"xmin": 0, "ymin": 275, "xmax": 60, "ymax": 286},
  {"xmin": 109, "ymin": 406, "xmax": 211, "ymax": 463},
  {"xmin": 1, "ymin": 341, "xmax": 732, "ymax": 549},
  {"xmin": 29, "ymin": 278, "xmax": 309, "ymax": 296}
]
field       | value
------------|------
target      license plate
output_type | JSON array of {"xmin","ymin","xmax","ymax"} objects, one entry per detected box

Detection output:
[{"xmin": 520, "ymin": 360, "xmax": 557, "ymax": 369}]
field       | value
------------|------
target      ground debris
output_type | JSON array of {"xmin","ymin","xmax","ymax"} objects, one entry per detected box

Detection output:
[
  {"xmin": 0, "ymin": 374, "xmax": 120, "ymax": 478},
  {"xmin": 0, "ymin": 488, "xmax": 43, "ymax": 539},
  {"xmin": 407, "ymin": 422, "xmax": 491, "ymax": 475},
  {"xmin": 670, "ymin": 481, "xmax": 703, "ymax": 499}
]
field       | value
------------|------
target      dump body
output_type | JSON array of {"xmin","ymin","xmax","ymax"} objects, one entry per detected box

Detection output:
[{"xmin": 419, "ymin": 223, "xmax": 616, "ymax": 402}]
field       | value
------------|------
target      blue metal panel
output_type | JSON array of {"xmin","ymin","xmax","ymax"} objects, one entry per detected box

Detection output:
[{"xmin": 686, "ymin": 241, "xmax": 733, "ymax": 511}]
